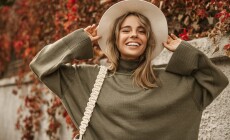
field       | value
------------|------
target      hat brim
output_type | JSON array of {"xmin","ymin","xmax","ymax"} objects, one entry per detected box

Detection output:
[{"xmin": 98, "ymin": 0, "xmax": 168, "ymax": 59}]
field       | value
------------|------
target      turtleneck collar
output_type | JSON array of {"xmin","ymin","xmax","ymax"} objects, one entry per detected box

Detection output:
[{"xmin": 117, "ymin": 59, "xmax": 141, "ymax": 73}]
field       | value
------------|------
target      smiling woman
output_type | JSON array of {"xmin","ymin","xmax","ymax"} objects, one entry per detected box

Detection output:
[{"xmin": 29, "ymin": 0, "xmax": 229, "ymax": 140}]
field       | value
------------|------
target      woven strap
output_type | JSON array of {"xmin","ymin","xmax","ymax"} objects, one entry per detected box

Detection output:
[{"xmin": 74, "ymin": 66, "xmax": 107, "ymax": 140}]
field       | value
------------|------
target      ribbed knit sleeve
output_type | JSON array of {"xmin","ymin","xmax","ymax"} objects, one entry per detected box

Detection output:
[
  {"xmin": 166, "ymin": 41, "xmax": 229, "ymax": 109},
  {"xmin": 29, "ymin": 28, "xmax": 94, "ymax": 98}
]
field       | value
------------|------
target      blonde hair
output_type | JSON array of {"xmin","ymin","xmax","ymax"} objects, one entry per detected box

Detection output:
[{"xmin": 106, "ymin": 12, "xmax": 158, "ymax": 89}]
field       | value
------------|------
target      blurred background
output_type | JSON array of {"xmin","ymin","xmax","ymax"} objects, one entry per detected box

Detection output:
[{"xmin": 0, "ymin": 0, "xmax": 229, "ymax": 140}]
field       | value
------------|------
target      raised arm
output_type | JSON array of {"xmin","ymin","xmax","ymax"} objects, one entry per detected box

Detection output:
[
  {"xmin": 166, "ymin": 41, "xmax": 229, "ymax": 109},
  {"xmin": 29, "ymin": 29, "xmax": 95, "ymax": 98},
  {"xmin": 30, "ymin": 29, "xmax": 93, "ymax": 79}
]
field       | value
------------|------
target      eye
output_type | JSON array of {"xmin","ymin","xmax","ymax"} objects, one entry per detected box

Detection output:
[
  {"xmin": 138, "ymin": 29, "xmax": 146, "ymax": 34},
  {"xmin": 121, "ymin": 29, "xmax": 130, "ymax": 33}
]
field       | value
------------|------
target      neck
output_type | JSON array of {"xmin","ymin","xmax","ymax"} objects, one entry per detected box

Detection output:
[{"xmin": 117, "ymin": 58, "xmax": 141, "ymax": 73}]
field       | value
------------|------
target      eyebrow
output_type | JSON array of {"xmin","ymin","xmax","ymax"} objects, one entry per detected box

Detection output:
[{"xmin": 120, "ymin": 25, "xmax": 145, "ymax": 29}]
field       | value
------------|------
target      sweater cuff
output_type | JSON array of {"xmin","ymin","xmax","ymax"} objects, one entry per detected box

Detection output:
[
  {"xmin": 166, "ymin": 41, "xmax": 200, "ymax": 75},
  {"xmin": 62, "ymin": 28, "xmax": 93, "ymax": 60}
]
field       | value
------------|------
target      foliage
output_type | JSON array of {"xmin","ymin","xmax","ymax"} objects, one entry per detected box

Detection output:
[{"xmin": 0, "ymin": 0, "xmax": 229, "ymax": 139}]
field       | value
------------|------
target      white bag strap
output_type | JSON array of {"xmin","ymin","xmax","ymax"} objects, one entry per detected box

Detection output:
[{"xmin": 74, "ymin": 66, "xmax": 107, "ymax": 140}]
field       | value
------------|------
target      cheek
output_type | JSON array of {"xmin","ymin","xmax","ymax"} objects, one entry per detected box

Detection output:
[
  {"xmin": 142, "ymin": 35, "xmax": 148, "ymax": 43},
  {"xmin": 117, "ymin": 34, "xmax": 127, "ymax": 47},
  {"xmin": 140, "ymin": 36, "xmax": 148, "ymax": 47},
  {"xmin": 118, "ymin": 33, "xmax": 126, "ymax": 41},
  {"xmin": 141, "ymin": 37, "xmax": 148, "ymax": 54}
]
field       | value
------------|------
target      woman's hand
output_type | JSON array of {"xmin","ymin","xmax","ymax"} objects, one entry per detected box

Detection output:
[
  {"xmin": 84, "ymin": 24, "xmax": 101, "ymax": 43},
  {"xmin": 163, "ymin": 34, "xmax": 182, "ymax": 52}
]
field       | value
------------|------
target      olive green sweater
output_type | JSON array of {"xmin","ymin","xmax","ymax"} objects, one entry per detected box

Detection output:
[{"xmin": 30, "ymin": 29, "xmax": 229, "ymax": 140}]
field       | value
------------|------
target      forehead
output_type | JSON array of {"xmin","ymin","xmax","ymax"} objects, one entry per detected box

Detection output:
[{"xmin": 121, "ymin": 15, "xmax": 145, "ymax": 28}]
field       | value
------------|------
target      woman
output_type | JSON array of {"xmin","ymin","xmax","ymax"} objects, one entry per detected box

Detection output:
[{"xmin": 30, "ymin": 0, "xmax": 229, "ymax": 140}]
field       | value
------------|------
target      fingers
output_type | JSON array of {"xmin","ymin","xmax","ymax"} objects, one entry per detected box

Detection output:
[
  {"xmin": 84, "ymin": 24, "xmax": 101, "ymax": 42},
  {"xmin": 167, "ymin": 33, "xmax": 179, "ymax": 41},
  {"xmin": 84, "ymin": 24, "xmax": 97, "ymax": 33},
  {"xmin": 90, "ymin": 24, "xmax": 97, "ymax": 34},
  {"xmin": 167, "ymin": 35, "xmax": 173, "ymax": 43},
  {"xmin": 84, "ymin": 25, "xmax": 91, "ymax": 32},
  {"xmin": 91, "ymin": 35, "xmax": 101, "ymax": 42},
  {"xmin": 167, "ymin": 33, "xmax": 181, "ymax": 44},
  {"xmin": 163, "ymin": 33, "xmax": 182, "ymax": 52},
  {"xmin": 92, "ymin": 25, "xmax": 101, "ymax": 42},
  {"xmin": 91, "ymin": 24, "xmax": 97, "ymax": 36},
  {"xmin": 162, "ymin": 41, "xmax": 172, "ymax": 50},
  {"xmin": 170, "ymin": 33, "xmax": 178, "ymax": 40}
]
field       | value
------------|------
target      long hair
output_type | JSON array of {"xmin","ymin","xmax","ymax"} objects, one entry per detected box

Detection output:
[{"xmin": 106, "ymin": 12, "xmax": 158, "ymax": 89}]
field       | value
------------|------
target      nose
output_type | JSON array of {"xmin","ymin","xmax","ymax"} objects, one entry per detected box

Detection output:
[{"xmin": 130, "ymin": 31, "xmax": 138, "ymax": 38}]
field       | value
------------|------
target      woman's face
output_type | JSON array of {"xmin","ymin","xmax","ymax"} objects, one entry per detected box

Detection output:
[{"xmin": 117, "ymin": 15, "xmax": 147, "ymax": 60}]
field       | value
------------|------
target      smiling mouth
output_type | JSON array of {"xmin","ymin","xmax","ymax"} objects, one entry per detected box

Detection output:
[{"xmin": 126, "ymin": 42, "xmax": 140, "ymax": 47}]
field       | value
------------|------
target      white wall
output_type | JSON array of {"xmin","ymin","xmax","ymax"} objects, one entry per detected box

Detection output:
[{"xmin": 0, "ymin": 75, "xmax": 73, "ymax": 140}]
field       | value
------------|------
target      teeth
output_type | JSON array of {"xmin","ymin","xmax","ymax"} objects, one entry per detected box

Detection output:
[{"xmin": 127, "ymin": 42, "xmax": 139, "ymax": 46}]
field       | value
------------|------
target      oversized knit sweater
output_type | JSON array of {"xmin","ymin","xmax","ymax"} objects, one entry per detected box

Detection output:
[{"xmin": 30, "ymin": 29, "xmax": 229, "ymax": 140}]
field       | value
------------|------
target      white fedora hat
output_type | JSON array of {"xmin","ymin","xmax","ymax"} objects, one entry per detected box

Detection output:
[{"xmin": 97, "ymin": 0, "xmax": 168, "ymax": 59}]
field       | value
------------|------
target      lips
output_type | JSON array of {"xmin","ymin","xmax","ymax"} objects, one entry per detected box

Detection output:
[{"xmin": 126, "ymin": 42, "xmax": 141, "ymax": 47}]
